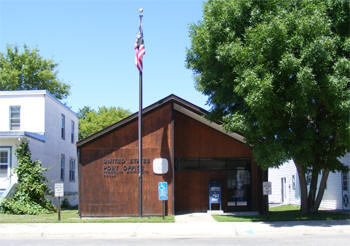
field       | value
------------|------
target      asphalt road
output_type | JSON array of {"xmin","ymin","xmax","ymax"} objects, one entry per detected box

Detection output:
[{"xmin": 1, "ymin": 234, "xmax": 349, "ymax": 246}]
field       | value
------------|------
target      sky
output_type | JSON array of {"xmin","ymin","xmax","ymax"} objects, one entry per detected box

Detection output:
[{"xmin": 0, "ymin": 0, "xmax": 209, "ymax": 113}]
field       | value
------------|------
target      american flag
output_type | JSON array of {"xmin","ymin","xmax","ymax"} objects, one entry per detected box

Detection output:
[{"xmin": 134, "ymin": 20, "xmax": 145, "ymax": 72}]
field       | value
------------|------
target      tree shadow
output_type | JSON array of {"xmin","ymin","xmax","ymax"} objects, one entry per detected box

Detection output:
[{"xmin": 238, "ymin": 210, "xmax": 350, "ymax": 227}]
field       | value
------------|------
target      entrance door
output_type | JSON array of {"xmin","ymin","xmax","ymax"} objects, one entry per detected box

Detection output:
[
  {"xmin": 175, "ymin": 158, "xmax": 251, "ymax": 213},
  {"xmin": 281, "ymin": 177, "xmax": 287, "ymax": 203},
  {"xmin": 342, "ymin": 171, "xmax": 349, "ymax": 210},
  {"xmin": 0, "ymin": 147, "xmax": 11, "ymax": 191},
  {"xmin": 227, "ymin": 168, "xmax": 250, "ymax": 209}
]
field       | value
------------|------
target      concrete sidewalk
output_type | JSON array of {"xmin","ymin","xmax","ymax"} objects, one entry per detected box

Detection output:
[
  {"xmin": 175, "ymin": 212, "xmax": 217, "ymax": 223},
  {"xmin": 1, "ymin": 219, "xmax": 350, "ymax": 239}
]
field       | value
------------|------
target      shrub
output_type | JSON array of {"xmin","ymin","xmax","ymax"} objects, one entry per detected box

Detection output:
[{"xmin": 0, "ymin": 140, "xmax": 56, "ymax": 214}]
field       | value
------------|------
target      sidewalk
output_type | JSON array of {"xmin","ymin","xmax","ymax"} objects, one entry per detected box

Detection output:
[
  {"xmin": 1, "ymin": 217, "xmax": 350, "ymax": 239},
  {"xmin": 175, "ymin": 212, "xmax": 217, "ymax": 223}
]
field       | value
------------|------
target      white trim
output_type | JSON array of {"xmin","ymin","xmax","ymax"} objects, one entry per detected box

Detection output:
[{"xmin": 0, "ymin": 131, "xmax": 46, "ymax": 142}]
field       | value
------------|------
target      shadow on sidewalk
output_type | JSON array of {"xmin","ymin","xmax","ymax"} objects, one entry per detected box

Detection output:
[
  {"xmin": 261, "ymin": 219, "xmax": 350, "ymax": 228},
  {"xmin": 214, "ymin": 209, "xmax": 350, "ymax": 227}
]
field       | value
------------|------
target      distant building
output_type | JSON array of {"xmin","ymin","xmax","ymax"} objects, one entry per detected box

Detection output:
[
  {"xmin": 268, "ymin": 154, "xmax": 350, "ymax": 210},
  {"xmin": 0, "ymin": 90, "xmax": 78, "ymax": 206},
  {"xmin": 268, "ymin": 160, "xmax": 300, "ymax": 206}
]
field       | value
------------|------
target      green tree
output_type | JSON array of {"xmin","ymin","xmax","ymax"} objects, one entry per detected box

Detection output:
[
  {"xmin": 0, "ymin": 140, "xmax": 56, "ymax": 214},
  {"xmin": 0, "ymin": 45, "xmax": 70, "ymax": 100},
  {"xmin": 78, "ymin": 106, "xmax": 131, "ymax": 140},
  {"xmin": 186, "ymin": 0, "xmax": 350, "ymax": 213}
]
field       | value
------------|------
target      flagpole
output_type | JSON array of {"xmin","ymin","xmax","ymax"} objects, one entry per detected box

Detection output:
[{"xmin": 138, "ymin": 8, "xmax": 143, "ymax": 218}]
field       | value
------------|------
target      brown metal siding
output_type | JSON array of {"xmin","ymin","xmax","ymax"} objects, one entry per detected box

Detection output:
[
  {"xmin": 79, "ymin": 104, "xmax": 173, "ymax": 216},
  {"xmin": 174, "ymin": 111, "xmax": 251, "ymax": 158},
  {"xmin": 173, "ymin": 111, "xmax": 262, "ymax": 212},
  {"xmin": 175, "ymin": 170, "xmax": 227, "ymax": 212},
  {"xmin": 79, "ymin": 102, "xmax": 266, "ymax": 216}
]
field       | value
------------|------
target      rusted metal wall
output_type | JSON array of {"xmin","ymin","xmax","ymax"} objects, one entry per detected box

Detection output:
[
  {"xmin": 79, "ymin": 104, "xmax": 173, "ymax": 217},
  {"xmin": 173, "ymin": 111, "xmax": 263, "ymax": 212}
]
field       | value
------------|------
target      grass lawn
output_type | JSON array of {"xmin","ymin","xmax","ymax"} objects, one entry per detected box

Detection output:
[
  {"xmin": 213, "ymin": 205, "xmax": 350, "ymax": 222},
  {"xmin": 0, "ymin": 209, "xmax": 175, "ymax": 223}
]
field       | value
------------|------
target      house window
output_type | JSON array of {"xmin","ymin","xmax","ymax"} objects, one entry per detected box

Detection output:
[
  {"xmin": 69, "ymin": 158, "xmax": 75, "ymax": 182},
  {"xmin": 292, "ymin": 175, "xmax": 296, "ymax": 190},
  {"xmin": 9, "ymin": 106, "xmax": 21, "ymax": 130},
  {"xmin": 343, "ymin": 172, "xmax": 348, "ymax": 191},
  {"xmin": 60, "ymin": 154, "xmax": 65, "ymax": 181},
  {"xmin": 0, "ymin": 148, "xmax": 10, "ymax": 178},
  {"xmin": 71, "ymin": 121, "xmax": 75, "ymax": 143},
  {"xmin": 61, "ymin": 114, "xmax": 65, "ymax": 140}
]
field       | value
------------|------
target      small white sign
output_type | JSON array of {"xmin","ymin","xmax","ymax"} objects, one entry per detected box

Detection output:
[
  {"xmin": 55, "ymin": 183, "xmax": 64, "ymax": 197},
  {"xmin": 263, "ymin": 181, "xmax": 272, "ymax": 195},
  {"xmin": 153, "ymin": 158, "xmax": 168, "ymax": 174}
]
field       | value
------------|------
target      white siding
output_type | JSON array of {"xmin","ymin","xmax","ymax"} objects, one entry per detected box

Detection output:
[
  {"xmin": 0, "ymin": 94, "xmax": 45, "ymax": 133},
  {"xmin": 269, "ymin": 154, "xmax": 350, "ymax": 210},
  {"xmin": 0, "ymin": 90, "xmax": 78, "ymax": 206},
  {"xmin": 43, "ymin": 94, "xmax": 78, "ymax": 205},
  {"xmin": 320, "ymin": 171, "xmax": 342, "ymax": 209},
  {"xmin": 268, "ymin": 160, "xmax": 300, "ymax": 205}
]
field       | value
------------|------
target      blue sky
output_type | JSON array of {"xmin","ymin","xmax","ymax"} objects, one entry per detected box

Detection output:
[{"xmin": 0, "ymin": 0, "xmax": 209, "ymax": 113}]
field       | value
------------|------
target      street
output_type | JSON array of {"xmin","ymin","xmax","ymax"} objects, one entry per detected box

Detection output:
[{"xmin": 1, "ymin": 234, "xmax": 349, "ymax": 246}]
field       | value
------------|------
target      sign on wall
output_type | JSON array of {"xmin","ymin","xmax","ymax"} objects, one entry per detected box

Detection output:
[
  {"xmin": 263, "ymin": 181, "xmax": 272, "ymax": 195},
  {"xmin": 103, "ymin": 158, "xmax": 151, "ymax": 177}
]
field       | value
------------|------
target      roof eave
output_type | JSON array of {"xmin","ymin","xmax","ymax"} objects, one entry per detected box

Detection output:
[{"xmin": 76, "ymin": 94, "xmax": 246, "ymax": 147}]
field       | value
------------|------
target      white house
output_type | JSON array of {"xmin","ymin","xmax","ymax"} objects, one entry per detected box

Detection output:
[
  {"xmin": 0, "ymin": 90, "xmax": 78, "ymax": 206},
  {"xmin": 268, "ymin": 153, "xmax": 350, "ymax": 210},
  {"xmin": 268, "ymin": 160, "xmax": 300, "ymax": 206}
]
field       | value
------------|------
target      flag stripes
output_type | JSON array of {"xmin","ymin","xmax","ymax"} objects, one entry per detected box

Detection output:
[{"xmin": 135, "ymin": 19, "xmax": 145, "ymax": 72}]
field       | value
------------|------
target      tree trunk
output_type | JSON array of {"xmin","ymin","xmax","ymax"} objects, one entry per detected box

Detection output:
[
  {"xmin": 311, "ymin": 169, "xmax": 330, "ymax": 212},
  {"xmin": 307, "ymin": 168, "xmax": 319, "ymax": 211},
  {"xmin": 294, "ymin": 161, "xmax": 308, "ymax": 214}
]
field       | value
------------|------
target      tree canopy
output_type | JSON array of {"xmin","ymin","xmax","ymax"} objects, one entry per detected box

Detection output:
[
  {"xmin": 0, "ymin": 45, "xmax": 70, "ymax": 100},
  {"xmin": 78, "ymin": 106, "xmax": 131, "ymax": 140},
  {"xmin": 186, "ymin": 0, "xmax": 350, "ymax": 212}
]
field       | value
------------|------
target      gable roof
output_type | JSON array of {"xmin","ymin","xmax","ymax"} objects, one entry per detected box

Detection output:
[{"xmin": 77, "ymin": 94, "xmax": 246, "ymax": 148}]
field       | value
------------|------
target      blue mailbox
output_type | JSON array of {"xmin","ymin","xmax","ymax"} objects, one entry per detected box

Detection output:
[{"xmin": 209, "ymin": 181, "xmax": 222, "ymax": 210}]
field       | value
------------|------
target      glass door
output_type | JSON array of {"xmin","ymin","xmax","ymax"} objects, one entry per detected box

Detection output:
[{"xmin": 227, "ymin": 168, "xmax": 250, "ymax": 209}]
